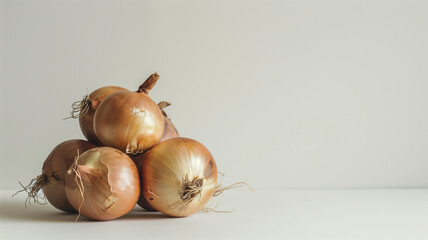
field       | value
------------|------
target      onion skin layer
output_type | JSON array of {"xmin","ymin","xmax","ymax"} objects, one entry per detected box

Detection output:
[
  {"xmin": 42, "ymin": 140, "xmax": 97, "ymax": 212},
  {"xmin": 160, "ymin": 117, "xmax": 179, "ymax": 142},
  {"xmin": 79, "ymin": 86, "xmax": 128, "ymax": 145},
  {"xmin": 65, "ymin": 147, "xmax": 140, "ymax": 221},
  {"xmin": 94, "ymin": 91, "xmax": 164, "ymax": 153},
  {"xmin": 131, "ymin": 153, "xmax": 157, "ymax": 211},
  {"xmin": 158, "ymin": 102, "xmax": 179, "ymax": 142},
  {"xmin": 141, "ymin": 138, "xmax": 218, "ymax": 217}
]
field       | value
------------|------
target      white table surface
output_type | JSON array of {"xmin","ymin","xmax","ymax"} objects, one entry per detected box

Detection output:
[{"xmin": 1, "ymin": 188, "xmax": 428, "ymax": 240}]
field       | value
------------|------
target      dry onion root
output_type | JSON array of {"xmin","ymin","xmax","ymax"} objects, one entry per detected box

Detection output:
[
  {"xmin": 94, "ymin": 73, "xmax": 164, "ymax": 154},
  {"xmin": 158, "ymin": 101, "xmax": 179, "ymax": 142},
  {"xmin": 65, "ymin": 147, "xmax": 140, "ymax": 221},
  {"xmin": 202, "ymin": 180, "xmax": 253, "ymax": 213},
  {"xmin": 140, "ymin": 137, "xmax": 218, "ymax": 217},
  {"xmin": 14, "ymin": 140, "xmax": 96, "ymax": 212},
  {"xmin": 67, "ymin": 86, "xmax": 128, "ymax": 145}
]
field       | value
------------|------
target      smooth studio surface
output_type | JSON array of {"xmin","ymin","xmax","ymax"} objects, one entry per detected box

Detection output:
[{"xmin": 2, "ymin": 189, "xmax": 428, "ymax": 240}]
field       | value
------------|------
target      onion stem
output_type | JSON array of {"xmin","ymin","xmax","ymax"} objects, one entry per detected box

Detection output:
[{"xmin": 137, "ymin": 72, "xmax": 160, "ymax": 93}]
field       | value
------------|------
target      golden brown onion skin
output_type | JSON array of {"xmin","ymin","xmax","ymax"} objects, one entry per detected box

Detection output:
[
  {"xmin": 137, "ymin": 191, "xmax": 157, "ymax": 211},
  {"xmin": 157, "ymin": 102, "xmax": 179, "ymax": 142},
  {"xmin": 130, "ymin": 153, "xmax": 157, "ymax": 211},
  {"xmin": 42, "ymin": 140, "xmax": 97, "ymax": 212},
  {"xmin": 94, "ymin": 91, "xmax": 164, "ymax": 153},
  {"xmin": 79, "ymin": 108, "xmax": 99, "ymax": 145},
  {"xmin": 65, "ymin": 147, "xmax": 140, "ymax": 221},
  {"xmin": 160, "ymin": 116, "xmax": 179, "ymax": 142},
  {"xmin": 79, "ymin": 86, "xmax": 128, "ymax": 145},
  {"xmin": 141, "ymin": 138, "xmax": 218, "ymax": 217}
]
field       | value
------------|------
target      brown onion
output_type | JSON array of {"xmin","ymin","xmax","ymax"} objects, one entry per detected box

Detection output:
[
  {"xmin": 94, "ymin": 73, "xmax": 164, "ymax": 154},
  {"xmin": 15, "ymin": 140, "xmax": 96, "ymax": 212},
  {"xmin": 140, "ymin": 138, "xmax": 218, "ymax": 217},
  {"xmin": 130, "ymin": 152, "xmax": 157, "ymax": 211},
  {"xmin": 69, "ymin": 86, "xmax": 128, "ymax": 145},
  {"xmin": 65, "ymin": 147, "xmax": 140, "ymax": 221},
  {"xmin": 158, "ymin": 101, "xmax": 179, "ymax": 142}
]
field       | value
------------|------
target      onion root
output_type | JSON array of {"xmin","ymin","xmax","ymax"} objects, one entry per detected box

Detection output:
[
  {"xmin": 13, "ymin": 175, "xmax": 49, "ymax": 206},
  {"xmin": 201, "ymin": 181, "xmax": 253, "ymax": 213},
  {"xmin": 64, "ymin": 95, "xmax": 90, "ymax": 120},
  {"xmin": 68, "ymin": 154, "xmax": 85, "ymax": 222}
]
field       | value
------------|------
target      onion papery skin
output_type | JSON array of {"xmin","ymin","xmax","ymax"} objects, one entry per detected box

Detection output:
[
  {"xmin": 157, "ymin": 102, "xmax": 179, "ymax": 142},
  {"xmin": 141, "ymin": 138, "xmax": 218, "ymax": 217},
  {"xmin": 65, "ymin": 147, "xmax": 140, "ymax": 221},
  {"xmin": 94, "ymin": 91, "xmax": 164, "ymax": 153},
  {"xmin": 79, "ymin": 86, "xmax": 128, "ymax": 145},
  {"xmin": 42, "ymin": 140, "xmax": 97, "ymax": 212},
  {"xmin": 130, "ymin": 153, "xmax": 157, "ymax": 211},
  {"xmin": 160, "ymin": 116, "xmax": 179, "ymax": 142}
]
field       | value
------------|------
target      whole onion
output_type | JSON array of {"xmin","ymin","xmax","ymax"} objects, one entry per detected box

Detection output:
[
  {"xmin": 69, "ymin": 86, "xmax": 128, "ymax": 145},
  {"xmin": 15, "ymin": 140, "xmax": 96, "ymax": 212},
  {"xmin": 65, "ymin": 147, "xmax": 140, "ymax": 221},
  {"xmin": 158, "ymin": 101, "xmax": 179, "ymax": 142},
  {"xmin": 140, "ymin": 138, "xmax": 218, "ymax": 217},
  {"xmin": 94, "ymin": 73, "xmax": 164, "ymax": 154}
]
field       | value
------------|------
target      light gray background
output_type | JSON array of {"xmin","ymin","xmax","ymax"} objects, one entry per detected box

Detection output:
[{"xmin": 1, "ymin": 0, "xmax": 427, "ymax": 190}]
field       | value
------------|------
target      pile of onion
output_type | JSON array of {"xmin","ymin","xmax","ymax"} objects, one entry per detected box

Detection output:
[{"xmin": 17, "ymin": 72, "xmax": 246, "ymax": 221}]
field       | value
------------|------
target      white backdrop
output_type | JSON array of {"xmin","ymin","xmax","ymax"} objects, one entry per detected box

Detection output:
[{"xmin": 1, "ymin": 0, "xmax": 427, "ymax": 190}]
